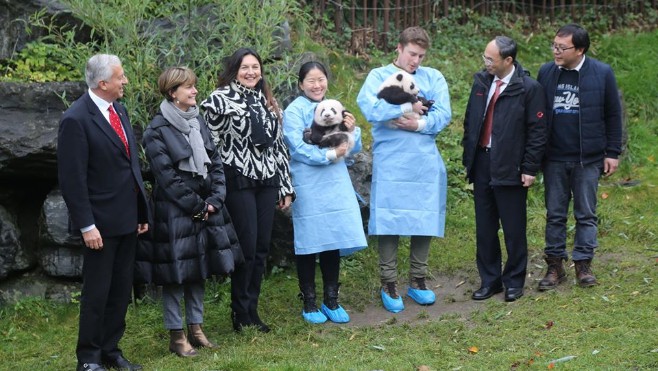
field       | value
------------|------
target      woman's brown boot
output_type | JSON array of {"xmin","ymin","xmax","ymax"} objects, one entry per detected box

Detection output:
[
  {"xmin": 169, "ymin": 329, "xmax": 198, "ymax": 357},
  {"xmin": 187, "ymin": 324, "xmax": 217, "ymax": 348}
]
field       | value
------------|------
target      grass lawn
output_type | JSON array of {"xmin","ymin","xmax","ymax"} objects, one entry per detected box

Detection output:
[{"xmin": 1, "ymin": 25, "xmax": 657, "ymax": 371}]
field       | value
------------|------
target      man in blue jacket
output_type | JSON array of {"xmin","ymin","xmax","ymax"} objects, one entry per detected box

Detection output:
[
  {"xmin": 462, "ymin": 36, "xmax": 547, "ymax": 302},
  {"xmin": 537, "ymin": 24, "xmax": 622, "ymax": 290},
  {"xmin": 357, "ymin": 27, "xmax": 452, "ymax": 313}
]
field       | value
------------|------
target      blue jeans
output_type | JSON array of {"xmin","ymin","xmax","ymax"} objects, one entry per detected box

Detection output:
[
  {"xmin": 544, "ymin": 160, "xmax": 602, "ymax": 261},
  {"xmin": 162, "ymin": 282, "xmax": 205, "ymax": 330}
]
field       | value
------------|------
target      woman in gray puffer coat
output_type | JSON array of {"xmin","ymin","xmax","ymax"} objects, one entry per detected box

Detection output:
[{"xmin": 138, "ymin": 67, "xmax": 240, "ymax": 358}]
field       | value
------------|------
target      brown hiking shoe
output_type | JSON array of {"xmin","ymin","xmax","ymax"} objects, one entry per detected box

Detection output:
[
  {"xmin": 538, "ymin": 255, "xmax": 567, "ymax": 291},
  {"xmin": 574, "ymin": 259, "xmax": 598, "ymax": 287},
  {"xmin": 382, "ymin": 281, "xmax": 400, "ymax": 299},
  {"xmin": 409, "ymin": 277, "xmax": 429, "ymax": 290}
]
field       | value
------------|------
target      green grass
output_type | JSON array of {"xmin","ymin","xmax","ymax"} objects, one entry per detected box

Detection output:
[{"xmin": 2, "ymin": 24, "xmax": 658, "ymax": 371}]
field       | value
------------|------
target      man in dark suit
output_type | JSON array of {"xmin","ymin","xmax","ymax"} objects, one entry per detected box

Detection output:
[
  {"xmin": 462, "ymin": 36, "xmax": 547, "ymax": 302},
  {"xmin": 57, "ymin": 54, "xmax": 149, "ymax": 371}
]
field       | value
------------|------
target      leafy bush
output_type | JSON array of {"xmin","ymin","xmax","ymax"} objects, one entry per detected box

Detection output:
[
  {"xmin": 0, "ymin": 41, "xmax": 85, "ymax": 82},
  {"xmin": 2, "ymin": 0, "xmax": 301, "ymax": 129}
]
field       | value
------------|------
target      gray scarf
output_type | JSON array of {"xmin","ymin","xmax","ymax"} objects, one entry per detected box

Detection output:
[{"xmin": 160, "ymin": 100, "xmax": 211, "ymax": 178}]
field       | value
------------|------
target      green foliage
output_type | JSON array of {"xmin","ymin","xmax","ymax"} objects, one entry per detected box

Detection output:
[
  {"xmin": 0, "ymin": 41, "xmax": 82, "ymax": 82},
  {"xmin": 0, "ymin": 9, "xmax": 94, "ymax": 82},
  {"xmin": 3, "ymin": 0, "xmax": 301, "ymax": 129}
]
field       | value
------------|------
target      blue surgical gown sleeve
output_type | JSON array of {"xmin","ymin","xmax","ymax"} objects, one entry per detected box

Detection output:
[{"xmin": 283, "ymin": 97, "xmax": 332, "ymax": 166}]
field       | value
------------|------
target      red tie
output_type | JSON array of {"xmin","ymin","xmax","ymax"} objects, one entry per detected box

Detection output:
[
  {"xmin": 479, "ymin": 79, "xmax": 504, "ymax": 147},
  {"xmin": 108, "ymin": 105, "xmax": 130, "ymax": 156}
]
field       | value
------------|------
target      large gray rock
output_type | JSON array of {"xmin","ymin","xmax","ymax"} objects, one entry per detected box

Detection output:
[
  {"xmin": 38, "ymin": 188, "xmax": 83, "ymax": 277},
  {"xmin": 0, "ymin": 81, "xmax": 86, "ymax": 180},
  {"xmin": 0, "ymin": 205, "xmax": 31, "ymax": 279},
  {"xmin": 0, "ymin": 0, "xmax": 86, "ymax": 60},
  {"xmin": 0, "ymin": 270, "xmax": 80, "ymax": 304}
]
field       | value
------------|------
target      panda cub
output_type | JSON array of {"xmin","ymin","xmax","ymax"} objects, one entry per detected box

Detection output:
[
  {"xmin": 376, "ymin": 71, "xmax": 434, "ymax": 125},
  {"xmin": 303, "ymin": 99, "xmax": 355, "ymax": 157}
]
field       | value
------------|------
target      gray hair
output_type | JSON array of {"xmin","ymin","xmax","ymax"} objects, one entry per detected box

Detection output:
[
  {"xmin": 494, "ymin": 36, "xmax": 517, "ymax": 61},
  {"xmin": 85, "ymin": 54, "xmax": 122, "ymax": 89}
]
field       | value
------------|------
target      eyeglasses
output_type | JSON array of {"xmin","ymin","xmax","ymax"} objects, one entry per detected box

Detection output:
[
  {"xmin": 550, "ymin": 43, "xmax": 576, "ymax": 53},
  {"xmin": 481, "ymin": 55, "xmax": 495, "ymax": 66}
]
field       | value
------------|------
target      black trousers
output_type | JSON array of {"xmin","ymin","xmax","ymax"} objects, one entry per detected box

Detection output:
[
  {"xmin": 77, "ymin": 232, "xmax": 136, "ymax": 364},
  {"xmin": 296, "ymin": 249, "xmax": 340, "ymax": 289},
  {"xmin": 225, "ymin": 186, "xmax": 278, "ymax": 318},
  {"xmin": 473, "ymin": 148, "xmax": 528, "ymax": 289}
]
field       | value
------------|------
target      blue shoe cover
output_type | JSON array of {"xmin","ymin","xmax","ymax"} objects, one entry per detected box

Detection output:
[
  {"xmin": 407, "ymin": 287, "xmax": 436, "ymax": 305},
  {"xmin": 380, "ymin": 289, "xmax": 404, "ymax": 313},
  {"xmin": 321, "ymin": 304, "xmax": 350, "ymax": 323},
  {"xmin": 302, "ymin": 309, "xmax": 327, "ymax": 324}
]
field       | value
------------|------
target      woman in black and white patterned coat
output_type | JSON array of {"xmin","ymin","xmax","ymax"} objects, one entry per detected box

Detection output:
[{"xmin": 202, "ymin": 48, "xmax": 294, "ymax": 332}]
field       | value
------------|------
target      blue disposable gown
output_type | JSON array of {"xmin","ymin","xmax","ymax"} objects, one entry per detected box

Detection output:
[
  {"xmin": 357, "ymin": 64, "xmax": 451, "ymax": 237},
  {"xmin": 283, "ymin": 96, "xmax": 368, "ymax": 256}
]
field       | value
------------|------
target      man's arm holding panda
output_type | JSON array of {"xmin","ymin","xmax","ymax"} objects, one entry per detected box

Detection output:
[
  {"xmin": 357, "ymin": 69, "xmax": 416, "ymax": 124},
  {"xmin": 395, "ymin": 69, "xmax": 452, "ymax": 135}
]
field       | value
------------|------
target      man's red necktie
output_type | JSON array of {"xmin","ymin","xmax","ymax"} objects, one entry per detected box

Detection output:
[
  {"xmin": 108, "ymin": 105, "xmax": 130, "ymax": 156},
  {"xmin": 479, "ymin": 79, "xmax": 504, "ymax": 147}
]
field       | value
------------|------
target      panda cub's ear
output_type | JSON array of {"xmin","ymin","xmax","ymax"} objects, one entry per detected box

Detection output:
[{"xmin": 396, "ymin": 74, "xmax": 404, "ymax": 82}]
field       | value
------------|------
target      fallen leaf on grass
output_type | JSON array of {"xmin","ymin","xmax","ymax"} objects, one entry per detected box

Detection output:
[
  {"xmin": 416, "ymin": 365, "xmax": 431, "ymax": 371},
  {"xmin": 544, "ymin": 320, "xmax": 554, "ymax": 330},
  {"xmin": 349, "ymin": 333, "xmax": 356, "ymax": 341},
  {"xmin": 548, "ymin": 355, "xmax": 576, "ymax": 367},
  {"xmin": 601, "ymin": 192, "xmax": 609, "ymax": 199},
  {"xmin": 468, "ymin": 346, "xmax": 478, "ymax": 354},
  {"xmin": 371, "ymin": 345, "xmax": 385, "ymax": 351},
  {"xmin": 592, "ymin": 349, "xmax": 600, "ymax": 355},
  {"xmin": 601, "ymin": 295, "xmax": 610, "ymax": 302}
]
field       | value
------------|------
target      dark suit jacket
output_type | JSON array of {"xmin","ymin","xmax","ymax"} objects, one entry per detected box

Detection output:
[{"xmin": 57, "ymin": 92, "xmax": 149, "ymax": 237}]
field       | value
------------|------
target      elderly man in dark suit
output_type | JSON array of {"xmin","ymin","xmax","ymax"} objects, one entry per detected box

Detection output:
[
  {"xmin": 462, "ymin": 36, "xmax": 547, "ymax": 303},
  {"xmin": 57, "ymin": 54, "xmax": 149, "ymax": 371}
]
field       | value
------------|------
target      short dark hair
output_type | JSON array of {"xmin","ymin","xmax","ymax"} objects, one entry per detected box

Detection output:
[
  {"xmin": 399, "ymin": 26, "xmax": 430, "ymax": 49},
  {"xmin": 556, "ymin": 23, "xmax": 590, "ymax": 53},
  {"xmin": 298, "ymin": 61, "xmax": 328, "ymax": 86},
  {"xmin": 494, "ymin": 36, "xmax": 517, "ymax": 61}
]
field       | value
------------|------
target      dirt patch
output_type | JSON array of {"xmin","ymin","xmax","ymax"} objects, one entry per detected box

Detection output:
[
  {"xmin": 334, "ymin": 274, "xmax": 488, "ymax": 328},
  {"xmin": 332, "ymin": 254, "xmax": 589, "ymax": 328}
]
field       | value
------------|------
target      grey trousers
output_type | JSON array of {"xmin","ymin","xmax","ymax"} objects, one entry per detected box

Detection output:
[
  {"xmin": 162, "ymin": 282, "xmax": 205, "ymax": 330},
  {"xmin": 378, "ymin": 235, "xmax": 432, "ymax": 283}
]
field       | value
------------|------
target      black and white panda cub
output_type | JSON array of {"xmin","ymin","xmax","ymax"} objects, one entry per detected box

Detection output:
[
  {"xmin": 303, "ymin": 99, "xmax": 355, "ymax": 155},
  {"xmin": 376, "ymin": 71, "xmax": 434, "ymax": 118}
]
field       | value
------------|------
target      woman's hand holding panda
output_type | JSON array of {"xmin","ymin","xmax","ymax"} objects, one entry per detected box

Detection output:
[
  {"xmin": 342, "ymin": 111, "xmax": 356, "ymax": 132},
  {"xmin": 334, "ymin": 142, "xmax": 350, "ymax": 158}
]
